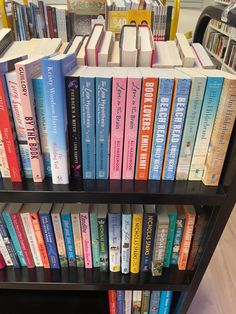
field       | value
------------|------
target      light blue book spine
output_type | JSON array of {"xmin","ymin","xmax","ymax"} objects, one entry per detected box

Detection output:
[
  {"xmin": 158, "ymin": 291, "xmax": 173, "ymax": 314},
  {"xmin": 33, "ymin": 77, "xmax": 51, "ymax": 177},
  {"xmin": 149, "ymin": 78, "xmax": 174, "ymax": 180},
  {"xmin": 164, "ymin": 213, "xmax": 177, "ymax": 267},
  {"xmin": 80, "ymin": 75, "xmax": 95, "ymax": 179},
  {"xmin": 41, "ymin": 54, "xmax": 77, "ymax": 184},
  {"xmin": 61, "ymin": 212, "xmax": 76, "ymax": 267},
  {"xmin": 176, "ymin": 76, "xmax": 207, "ymax": 180},
  {"xmin": 121, "ymin": 212, "xmax": 131, "ymax": 274},
  {"xmin": 117, "ymin": 290, "xmax": 125, "ymax": 314},
  {"xmin": 96, "ymin": 76, "xmax": 111, "ymax": 179},
  {"xmin": 149, "ymin": 291, "xmax": 161, "ymax": 314},
  {"xmin": 170, "ymin": 217, "xmax": 185, "ymax": 265},
  {"xmin": 19, "ymin": 144, "xmax": 32, "ymax": 178},
  {"xmin": 162, "ymin": 78, "xmax": 191, "ymax": 180},
  {"xmin": 2, "ymin": 210, "xmax": 27, "ymax": 267},
  {"xmin": 90, "ymin": 211, "xmax": 100, "ymax": 267},
  {"xmin": 188, "ymin": 77, "xmax": 224, "ymax": 180},
  {"xmin": 108, "ymin": 212, "xmax": 121, "ymax": 272}
]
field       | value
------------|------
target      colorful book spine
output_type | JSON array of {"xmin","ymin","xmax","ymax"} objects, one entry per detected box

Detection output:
[
  {"xmin": 80, "ymin": 74, "xmax": 96, "ymax": 179},
  {"xmin": 121, "ymin": 211, "xmax": 131, "ymax": 274},
  {"xmin": 32, "ymin": 77, "xmax": 51, "ymax": 177},
  {"xmin": 188, "ymin": 76, "xmax": 224, "ymax": 180},
  {"xmin": 108, "ymin": 211, "xmax": 121, "ymax": 272},
  {"xmin": 149, "ymin": 291, "xmax": 160, "ymax": 314},
  {"xmin": 80, "ymin": 211, "xmax": 93, "ymax": 268},
  {"xmin": 15, "ymin": 61, "xmax": 45, "ymax": 182},
  {"xmin": 109, "ymin": 73, "xmax": 127, "ymax": 179},
  {"xmin": 2, "ymin": 210, "xmax": 26, "ymax": 267},
  {"xmin": 125, "ymin": 290, "xmax": 132, "ymax": 314},
  {"xmin": 135, "ymin": 77, "xmax": 158, "ymax": 180},
  {"xmin": 51, "ymin": 212, "xmax": 68, "ymax": 267},
  {"xmin": 6, "ymin": 71, "xmax": 32, "ymax": 178},
  {"xmin": 109, "ymin": 290, "xmax": 117, "ymax": 314},
  {"xmin": 90, "ymin": 210, "xmax": 100, "ymax": 267},
  {"xmin": 132, "ymin": 291, "xmax": 142, "ymax": 314},
  {"xmin": 117, "ymin": 290, "xmax": 125, "ymax": 314},
  {"xmin": 149, "ymin": 78, "xmax": 174, "ymax": 180},
  {"xmin": 202, "ymin": 77, "xmax": 236, "ymax": 186},
  {"xmin": 0, "ymin": 253, "xmax": 5, "ymax": 269},
  {"xmin": 71, "ymin": 211, "xmax": 84, "ymax": 267},
  {"xmin": 130, "ymin": 210, "xmax": 143, "ymax": 274},
  {"xmin": 164, "ymin": 211, "xmax": 177, "ymax": 268},
  {"xmin": 0, "ymin": 232, "xmax": 13, "ymax": 266},
  {"xmin": 61, "ymin": 212, "xmax": 76, "ymax": 267},
  {"xmin": 39, "ymin": 212, "xmax": 60, "ymax": 269},
  {"xmin": 141, "ymin": 290, "xmax": 150, "ymax": 314},
  {"xmin": 176, "ymin": 75, "xmax": 207, "ymax": 180},
  {"xmin": 96, "ymin": 74, "xmax": 112, "ymax": 179},
  {"xmin": 98, "ymin": 215, "xmax": 108, "ymax": 271},
  {"xmin": 170, "ymin": 216, "xmax": 185, "ymax": 265},
  {"xmin": 122, "ymin": 74, "xmax": 142, "ymax": 180},
  {"xmin": 0, "ymin": 132, "xmax": 10, "ymax": 178},
  {"xmin": 162, "ymin": 78, "xmax": 191, "ymax": 180},
  {"xmin": 30, "ymin": 212, "xmax": 50, "ymax": 268},
  {"xmin": 158, "ymin": 291, "xmax": 173, "ymax": 314},
  {"xmin": 41, "ymin": 54, "xmax": 77, "ymax": 184}
]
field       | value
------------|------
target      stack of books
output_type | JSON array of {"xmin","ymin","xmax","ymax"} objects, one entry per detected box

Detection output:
[{"xmin": 0, "ymin": 203, "xmax": 209, "ymax": 274}]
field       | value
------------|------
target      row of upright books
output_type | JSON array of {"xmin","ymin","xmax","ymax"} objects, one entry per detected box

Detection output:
[
  {"xmin": 0, "ymin": 203, "xmax": 209, "ymax": 274},
  {"xmin": 108, "ymin": 290, "xmax": 173, "ymax": 314},
  {"xmin": 206, "ymin": 30, "xmax": 228, "ymax": 60}
]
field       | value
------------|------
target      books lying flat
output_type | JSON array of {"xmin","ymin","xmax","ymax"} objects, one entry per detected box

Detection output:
[
  {"xmin": 153, "ymin": 41, "xmax": 182, "ymax": 68},
  {"xmin": 192, "ymin": 43, "xmax": 215, "ymax": 69},
  {"xmin": 176, "ymin": 33, "xmax": 195, "ymax": 67}
]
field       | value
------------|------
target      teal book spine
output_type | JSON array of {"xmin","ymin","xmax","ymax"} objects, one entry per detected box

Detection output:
[
  {"xmin": 164, "ymin": 213, "xmax": 177, "ymax": 267},
  {"xmin": 158, "ymin": 291, "xmax": 173, "ymax": 314},
  {"xmin": 170, "ymin": 217, "xmax": 185, "ymax": 265},
  {"xmin": 61, "ymin": 212, "xmax": 76, "ymax": 267},
  {"xmin": 90, "ymin": 211, "xmax": 100, "ymax": 267}
]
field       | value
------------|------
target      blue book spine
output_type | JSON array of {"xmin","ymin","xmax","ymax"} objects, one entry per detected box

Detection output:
[
  {"xmin": 90, "ymin": 212, "xmax": 100, "ymax": 267},
  {"xmin": 149, "ymin": 291, "xmax": 161, "ymax": 314},
  {"xmin": 149, "ymin": 78, "xmax": 174, "ymax": 180},
  {"xmin": 80, "ymin": 76, "xmax": 95, "ymax": 179},
  {"xmin": 96, "ymin": 76, "xmax": 111, "ymax": 179},
  {"xmin": 164, "ymin": 213, "xmax": 177, "ymax": 267},
  {"xmin": 33, "ymin": 77, "xmax": 51, "ymax": 177},
  {"xmin": 121, "ymin": 212, "xmax": 131, "ymax": 274},
  {"xmin": 170, "ymin": 217, "xmax": 185, "ymax": 265},
  {"xmin": 140, "ymin": 213, "xmax": 157, "ymax": 272},
  {"xmin": 158, "ymin": 291, "xmax": 173, "ymax": 314},
  {"xmin": 39, "ymin": 213, "xmax": 60, "ymax": 269},
  {"xmin": 108, "ymin": 212, "xmax": 121, "ymax": 272},
  {"xmin": 19, "ymin": 144, "xmax": 32, "ymax": 178},
  {"xmin": 41, "ymin": 54, "xmax": 77, "ymax": 184},
  {"xmin": 117, "ymin": 290, "xmax": 125, "ymax": 314},
  {"xmin": 61, "ymin": 212, "xmax": 76, "ymax": 267},
  {"xmin": 162, "ymin": 79, "xmax": 191, "ymax": 180},
  {"xmin": 2, "ymin": 210, "xmax": 26, "ymax": 267}
]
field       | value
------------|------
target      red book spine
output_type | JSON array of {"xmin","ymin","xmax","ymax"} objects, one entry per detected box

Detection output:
[
  {"xmin": 47, "ymin": 7, "xmax": 54, "ymax": 38},
  {"xmin": 0, "ymin": 75, "xmax": 22, "ymax": 182},
  {"xmin": 108, "ymin": 290, "xmax": 117, "ymax": 314},
  {"xmin": 10, "ymin": 212, "xmax": 35, "ymax": 268},
  {"xmin": 0, "ymin": 253, "xmax": 6, "ymax": 269}
]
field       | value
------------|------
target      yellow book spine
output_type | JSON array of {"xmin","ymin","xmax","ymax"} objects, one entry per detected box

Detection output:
[{"xmin": 130, "ymin": 213, "xmax": 143, "ymax": 273}]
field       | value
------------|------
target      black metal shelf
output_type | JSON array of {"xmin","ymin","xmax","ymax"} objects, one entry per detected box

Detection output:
[{"xmin": 0, "ymin": 178, "xmax": 226, "ymax": 205}]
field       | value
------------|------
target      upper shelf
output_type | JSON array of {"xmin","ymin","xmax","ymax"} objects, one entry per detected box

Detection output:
[{"xmin": 0, "ymin": 178, "xmax": 226, "ymax": 205}]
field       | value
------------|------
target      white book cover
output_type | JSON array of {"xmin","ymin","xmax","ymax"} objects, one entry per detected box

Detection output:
[
  {"xmin": 192, "ymin": 43, "xmax": 215, "ymax": 69},
  {"xmin": 120, "ymin": 26, "xmax": 138, "ymax": 67},
  {"xmin": 98, "ymin": 31, "xmax": 113, "ymax": 66},
  {"xmin": 56, "ymin": 9, "xmax": 67, "ymax": 43},
  {"xmin": 108, "ymin": 41, "xmax": 120, "ymax": 67},
  {"xmin": 0, "ymin": 132, "xmax": 10, "ymax": 178},
  {"xmin": 176, "ymin": 33, "xmax": 195, "ymax": 67},
  {"xmin": 138, "ymin": 26, "xmax": 154, "ymax": 67},
  {"xmin": 0, "ymin": 233, "xmax": 13, "ymax": 266}
]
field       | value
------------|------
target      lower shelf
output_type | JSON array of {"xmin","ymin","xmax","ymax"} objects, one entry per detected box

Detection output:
[{"xmin": 0, "ymin": 266, "xmax": 192, "ymax": 291}]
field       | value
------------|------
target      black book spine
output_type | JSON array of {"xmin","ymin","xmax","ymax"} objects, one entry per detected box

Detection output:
[{"xmin": 165, "ymin": 6, "xmax": 173, "ymax": 41}]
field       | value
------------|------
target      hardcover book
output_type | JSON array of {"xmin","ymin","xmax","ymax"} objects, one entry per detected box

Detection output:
[
  {"xmin": 80, "ymin": 203, "xmax": 93, "ymax": 268},
  {"xmin": 170, "ymin": 206, "xmax": 185, "ymax": 265},
  {"xmin": 121, "ymin": 204, "xmax": 132, "ymax": 274},
  {"xmin": 90, "ymin": 204, "xmax": 100, "ymax": 267},
  {"xmin": 163, "ymin": 206, "xmax": 177, "ymax": 268},
  {"xmin": 108, "ymin": 204, "xmax": 121, "ymax": 272},
  {"xmin": 97, "ymin": 204, "xmax": 109, "ymax": 271},
  {"xmin": 71, "ymin": 204, "xmax": 84, "ymax": 267}
]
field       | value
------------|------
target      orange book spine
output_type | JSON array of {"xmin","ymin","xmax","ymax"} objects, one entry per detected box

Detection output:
[
  {"xmin": 135, "ymin": 77, "xmax": 158, "ymax": 180},
  {"xmin": 30, "ymin": 212, "xmax": 50, "ymax": 268}
]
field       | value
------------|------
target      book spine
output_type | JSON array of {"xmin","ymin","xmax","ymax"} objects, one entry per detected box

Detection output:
[
  {"xmin": 141, "ymin": 290, "xmax": 151, "ymax": 314},
  {"xmin": 117, "ymin": 290, "xmax": 125, "ymax": 314},
  {"xmin": 98, "ymin": 217, "xmax": 108, "ymax": 271},
  {"xmin": 39, "ymin": 213, "xmax": 60, "ymax": 269},
  {"xmin": 61, "ymin": 212, "xmax": 76, "ymax": 267},
  {"xmin": 80, "ymin": 76, "xmax": 95, "ymax": 179},
  {"xmin": 10, "ymin": 212, "xmax": 35, "ymax": 268},
  {"xmin": 51, "ymin": 213, "xmax": 68, "ymax": 268},
  {"xmin": 149, "ymin": 78, "xmax": 174, "ymax": 180},
  {"xmin": 108, "ymin": 212, "xmax": 121, "ymax": 272},
  {"xmin": 158, "ymin": 291, "xmax": 173, "ymax": 314},
  {"xmin": 149, "ymin": 291, "xmax": 161, "ymax": 314},
  {"xmin": 80, "ymin": 212, "xmax": 93, "ymax": 268},
  {"xmin": 122, "ymin": 76, "xmax": 142, "ymax": 180},
  {"xmin": 0, "ymin": 75, "xmax": 22, "ymax": 182},
  {"xmin": 0, "ymin": 253, "xmax": 5, "ymax": 269},
  {"xmin": 108, "ymin": 290, "xmax": 117, "ymax": 314},
  {"xmin": 109, "ymin": 76, "xmax": 127, "ymax": 179},
  {"xmin": 15, "ymin": 63, "xmax": 45, "ymax": 182},
  {"xmin": 32, "ymin": 78, "xmax": 51, "ymax": 177},
  {"xmin": 90, "ymin": 212, "xmax": 100, "ymax": 267},
  {"xmin": 0, "ymin": 233, "xmax": 13, "ymax": 266},
  {"xmin": 164, "ymin": 213, "xmax": 177, "ymax": 268},
  {"xmin": 135, "ymin": 77, "xmax": 158, "ymax": 180},
  {"xmin": 96, "ymin": 76, "xmax": 111, "ymax": 179},
  {"xmin": 170, "ymin": 217, "xmax": 185, "ymax": 265},
  {"xmin": 65, "ymin": 76, "xmax": 82, "ymax": 178},
  {"xmin": 2, "ymin": 210, "xmax": 26, "ymax": 267},
  {"xmin": 132, "ymin": 291, "xmax": 142, "ymax": 313},
  {"xmin": 162, "ymin": 78, "xmax": 191, "ymax": 180},
  {"xmin": 71, "ymin": 212, "xmax": 84, "ymax": 267},
  {"xmin": 130, "ymin": 213, "xmax": 143, "ymax": 273},
  {"xmin": 189, "ymin": 77, "xmax": 224, "ymax": 180},
  {"xmin": 121, "ymin": 213, "xmax": 131, "ymax": 274},
  {"xmin": 176, "ymin": 77, "xmax": 207, "ymax": 180},
  {"xmin": 140, "ymin": 213, "xmax": 156, "ymax": 272},
  {"xmin": 0, "ymin": 132, "xmax": 10, "ymax": 178},
  {"xmin": 125, "ymin": 290, "xmax": 132, "ymax": 314},
  {"xmin": 202, "ymin": 79, "xmax": 236, "ymax": 186},
  {"xmin": 30, "ymin": 212, "xmax": 50, "ymax": 268}
]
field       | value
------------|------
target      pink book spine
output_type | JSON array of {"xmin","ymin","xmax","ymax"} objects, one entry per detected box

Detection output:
[
  {"xmin": 80, "ymin": 212, "xmax": 92, "ymax": 268},
  {"xmin": 10, "ymin": 212, "xmax": 35, "ymax": 268},
  {"xmin": 122, "ymin": 77, "xmax": 142, "ymax": 179},
  {"xmin": 0, "ymin": 253, "xmax": 6, "ymax": 269},
  {"xmin": 15, "ymin": 61, "xmax": 45, "ymax": 182},
  {"xmin": 109, "ymin": 77, "xmax": 127, "ymax": 179}
]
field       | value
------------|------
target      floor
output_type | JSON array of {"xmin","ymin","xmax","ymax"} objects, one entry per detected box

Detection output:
[{"xmin": 188, "ymin": 205, "xmax": 236, "ymax": 314}]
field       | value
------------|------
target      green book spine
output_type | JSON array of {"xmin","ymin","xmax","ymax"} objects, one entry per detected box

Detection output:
[
  {"xmin": 141, "ymin": 290, "xmax": 150, "ymax": 314},
  {"xmin": 164, "ymin": 213, "xmax": 177, "ymax": 267},
  {"xmin": 90, "ymin": 212, "xmax": 100, "ymax": 267}
]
